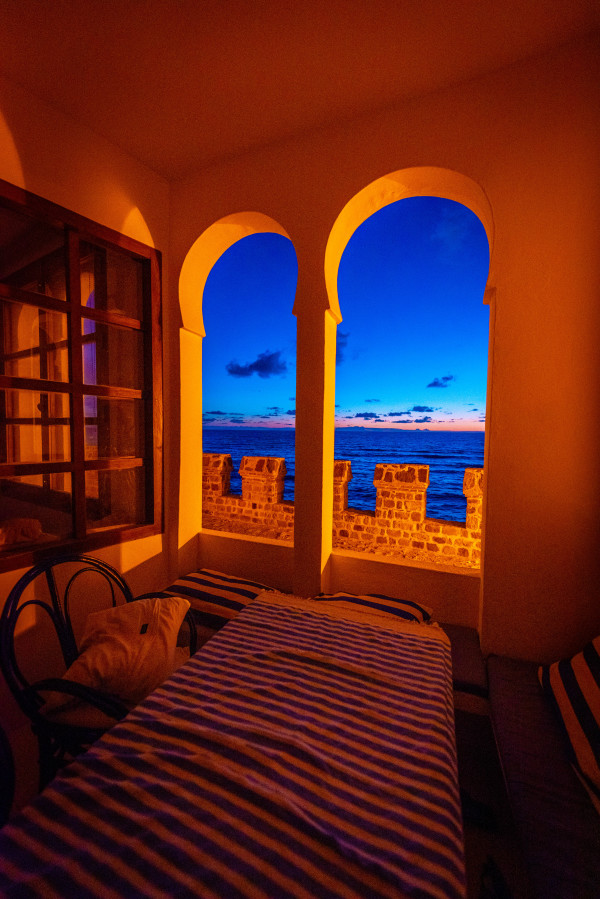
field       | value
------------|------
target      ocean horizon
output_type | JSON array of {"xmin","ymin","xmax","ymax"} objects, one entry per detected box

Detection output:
[{"xmin": 203, "ymin": 426, "xmax": 484, "ymax": 522}]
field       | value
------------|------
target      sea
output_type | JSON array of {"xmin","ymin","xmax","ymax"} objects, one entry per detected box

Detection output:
[{"xmin": 203, "ymin": 427, "xmax": 485, "ymax": 522}]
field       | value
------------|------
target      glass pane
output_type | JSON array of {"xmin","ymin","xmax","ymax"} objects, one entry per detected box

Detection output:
[
  {"xmin": 0, "ymin": 206, "xmax": 66, "ymax": 300},
  {"xmin": 84, "ymin": 396, "xmax": 144, "ymax": 459},
  {"xmin": 0, "ymin": 473, "xmax": 72, "ymax": 550},
  {"xmin": 1, "ymin": 389, "xmax": 70, "ymax": 464},
  {"xmin": 80, "ymin": 242, "xmax": 144, "ymax": 320},
  {"xmin": 1, "ymin": 299, "xmax": 69, "ymax": 381},
  {"xmin": 86, "ymin": 467, "xmax": 147, "ymax": 530},
  {"xmin": 81, "ymin": 318, "xmax": 143, "ymax": 389}
]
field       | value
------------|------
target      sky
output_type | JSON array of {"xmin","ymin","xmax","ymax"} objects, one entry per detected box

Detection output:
[{"xmin": 202, "ymin": 196, "xmax": 490, "ymax": 430}]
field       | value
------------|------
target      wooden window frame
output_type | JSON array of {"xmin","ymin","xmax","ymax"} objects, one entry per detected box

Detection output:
[{"xmin": 0, "ymin": 178, "xmax": 162, "ymax": 572}]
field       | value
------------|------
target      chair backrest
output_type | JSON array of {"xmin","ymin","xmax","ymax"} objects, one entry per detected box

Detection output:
[{"xmin": 0, "ymin": 554, "xmax": 134, "ymax": 724}]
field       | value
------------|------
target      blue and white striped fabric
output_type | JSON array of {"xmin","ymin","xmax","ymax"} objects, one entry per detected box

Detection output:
[
  {"xmin": 314, "ymin": 591, "xmax": 433, "ymax": 624},
  {"xmin": 539, "ymin": 634, "xmax": 600, "ymax": 814},
  {"xmin": 157, "ymin": 568, "xmax": 272, "ymax": 630},
  {"xmin": 0, "ymin": 596, "xmax": 465, "ymax": 899}
]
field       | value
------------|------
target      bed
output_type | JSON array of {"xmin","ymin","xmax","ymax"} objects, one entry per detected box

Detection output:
[{"xmin": 0, "ymin": 587, "xmax": 465, "ymax": 898}]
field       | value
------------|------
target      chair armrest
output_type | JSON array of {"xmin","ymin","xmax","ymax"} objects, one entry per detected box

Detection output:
[
  {"xmin": 182, "ymin": 609, "xmax": 198, "ymax": 656},
  {"xmin": 29, "ymin": 678, "xmax": 130, "ymax": 721}
]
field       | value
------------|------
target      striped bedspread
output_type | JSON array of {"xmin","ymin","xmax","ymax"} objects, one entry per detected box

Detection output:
[{"xmin": 0, "ymin": 595, "xmax": 465, "ymax": 898}]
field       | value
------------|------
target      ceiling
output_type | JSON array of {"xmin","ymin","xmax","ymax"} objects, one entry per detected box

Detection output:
[{"xmin": 1, "ymin": 0, "xmax": 598, "ymax": 181}]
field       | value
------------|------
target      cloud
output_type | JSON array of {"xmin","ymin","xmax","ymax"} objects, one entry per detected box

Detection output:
[
  {"xmin": 226, "ymin": 350, "xmax": 287, "ymax": 379},
  {"xmin": 365, "ymin": 398, "xmax": 380, "ymax": 404},
  {"xmin": 336, "ymin": 331, "xmax": 350, "ymax": 366},
  {"xmin": 286, "ymin": 408, "xmax": 295, "ymax": 415},
  {"xmin": 385, "ymin": 406, "xmax": 434, "ymax": 416},
  {"xmin": 203, "ymin": 418, "xmax": 217, "ymax": 424},
  {"xmin": 414, "ymin": 416, "xmax": 433, "ymax": 423},
  {"xmin": 206, "ymin": 409, "xmax": 227, "ymax": 415},
  {"xmin": 427, "ymin": 374, "xmax": 455, "ymax": 388},
  {"xmin": 353, "ymin": 411, "xmax": 384, "ymax": 421}
]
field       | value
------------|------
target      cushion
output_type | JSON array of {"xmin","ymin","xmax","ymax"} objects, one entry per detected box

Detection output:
[
  {"xmin": 314, "ymin": 591, "xmax": 433, "ymax": 624},
  {"xmin": 158, "ymin": 568, "xmax": 273, "ymax": 629},
  {"xmin": 41, "ymin": 595, "xmax": 190, "ymax": 723},
  {"xmin": 489, "ymin": 655, "xmax": 600, "ymax": 898},
  {"xmin": 538, "ymin": 635, "xmax": 600, "ymax": 815}
]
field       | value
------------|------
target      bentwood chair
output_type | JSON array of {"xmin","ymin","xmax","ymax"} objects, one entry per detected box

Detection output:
[
  {"xmin": 0, "ymin": 721, "xmax": 15, "ymax": 826},
  {"xmin": 0, "ymin": 554, "xmax": 196, "ymax": 790}
]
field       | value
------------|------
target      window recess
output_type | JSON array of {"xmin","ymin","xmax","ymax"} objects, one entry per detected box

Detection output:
[{"xmin": 0, "ymin": 180, "xmax": 162, "ymax": 571}]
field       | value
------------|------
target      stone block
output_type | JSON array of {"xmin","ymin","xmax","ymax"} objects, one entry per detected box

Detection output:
[{"xmin": 463, "ymin": 467, "xmax": 484, "ymax": 497}]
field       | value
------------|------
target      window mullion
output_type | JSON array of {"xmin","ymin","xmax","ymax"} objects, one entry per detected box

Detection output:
[{"xmin": 67, "ymin": 229, "xmax": 86, "ymax": 540}]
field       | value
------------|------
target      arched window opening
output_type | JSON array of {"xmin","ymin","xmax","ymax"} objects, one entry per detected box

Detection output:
[
  {"xmin": 336, "ymin": 196, "xmax": 489, "ymax": 517},
  {"xmin": 326, "ymin": 169, "xmax": 492, "ymax": 569},
  {"xmin": 201, "ymin": 230, "xmax": 298, "ymax": 536}
]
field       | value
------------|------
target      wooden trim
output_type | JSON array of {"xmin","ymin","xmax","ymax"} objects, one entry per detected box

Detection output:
[
  {"xmin": 67, "ymin": 230, "xmax": 86, "ymax": 541},
  {"xmin": 77, "ymin": 384, "xmax": 144, "ymax": 400},
  {"xmin": 83, "ymin": 457, "xmax": 144, "ymax": 471},
  {"xmin": 1, "ymin": 417, "xmax": 70, "ymax": 426},
  {"xmin": 81, "ymin": 307, "xmax": 143, "ymax": 331},
  {"xmin": 0, "ymin": 375, "xmax": 71, "ymax": 393},
  {"xmin": 0, "ymin": 179, "xmax": 164, "ymax": 571},
  {"xmin": 0, "ymin": 376, "xmax": 142, "ymax": 401},
  {"xmin": 149, "ymin": 251, "xmax": 163, "ymax": 529},
  {"xmin": 0, "ymin": 460, "xmax": 73, "ymax": 477},
  {"xmin": 0, "ymin": 283, "xmax": 68, "ymax": 314},
  {"xmin": 0, "ymin": 176, "xmax": 158, "ymax": 261},
  {"xmin": 0, "ymin": 522, "xmax": 161, "ymax": 574}
]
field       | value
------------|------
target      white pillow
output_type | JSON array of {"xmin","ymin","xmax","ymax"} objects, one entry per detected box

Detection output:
[{"xmin": 41, "ymin": 595, "xmax": 190, "ymax": 724}]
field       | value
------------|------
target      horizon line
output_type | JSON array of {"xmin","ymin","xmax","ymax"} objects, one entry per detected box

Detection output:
[{"xmin": 203, "ymin": 424, "xmax": 485, "ymax": 432}]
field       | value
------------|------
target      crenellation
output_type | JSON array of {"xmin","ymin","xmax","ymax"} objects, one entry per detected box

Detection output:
[{"xmin": 202, "ymin": 453, "xmax": 483, "ymax": 568}]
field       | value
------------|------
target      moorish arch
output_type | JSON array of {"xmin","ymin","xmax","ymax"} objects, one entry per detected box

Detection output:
[
  {"xmin": 177, "ymin": 211, "xmax": 294, "ymax": 566},
  {"xmin": 179, "ymin": 211, "xmax": 292, "ymax": 336},
  {"xmin": 319, "ymin": 166, "xmax": 495, "ymax": 586},
  {"xmin": 324, "ymin": 166, "xmax": 495, "ymax": 321}
]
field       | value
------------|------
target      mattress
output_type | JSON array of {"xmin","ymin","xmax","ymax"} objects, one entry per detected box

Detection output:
[{"xmin": 0, "ymin": 593, "xmax": 465, "ymax": 898}]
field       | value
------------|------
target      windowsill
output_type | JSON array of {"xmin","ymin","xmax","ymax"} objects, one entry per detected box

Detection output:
[
  {"xmin": 331, "ymin": 546, "xmax": 481, "ymax": 578},
  {"xmin": 0, "ymin": 523, "xmax": 160, "ymax": 574}
]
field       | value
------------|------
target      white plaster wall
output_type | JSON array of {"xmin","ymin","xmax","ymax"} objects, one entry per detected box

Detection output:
[
  {"xmin": 0, "ymin": 75, "xmax": 178, "ymax": 597},
  {"xmin": 171, "ymin": 33, "xmax": 600, "ymax": 661}
]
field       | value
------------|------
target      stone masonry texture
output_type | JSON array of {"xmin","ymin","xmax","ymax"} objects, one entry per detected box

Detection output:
[{"xmin": 202, "ymin": 453, "xmax": 483, "ymax": 568}]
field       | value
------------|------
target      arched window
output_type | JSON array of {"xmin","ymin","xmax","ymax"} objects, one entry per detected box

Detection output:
[
  {"xmin": 325, "ymin": 168, "xmax": 493, "ymax": 568},
  {"xmin": 179, "ymin": 212, "xmax": 297, "ymax": 543},
  {"xmin": 202, "ymin": 231, "xmax": 298, "ymax": 500},
  {"xmin": 336, "ymin": 196, "xmax": 489, "ymax": 518}
]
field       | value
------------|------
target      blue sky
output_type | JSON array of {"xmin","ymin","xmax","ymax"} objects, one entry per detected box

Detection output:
[{"xmin": 202, "ymin": 196, "xmax": 490, "ymax": 430}]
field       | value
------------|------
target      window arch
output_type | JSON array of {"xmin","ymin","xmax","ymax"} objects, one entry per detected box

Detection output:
[
  {"xmin": 178, "ymin": 212, "xmax": 298, "ymax": 546},
  {"xmin": 325, "ymin": 167, "xmax": 494, "ymax": 317},
  {"xmin": 325, "ymin": 168, "xmax": 494, "ymax": 567},
  {"xmin": 179, "ymin": 212, "xmax": 292, "ymax": 337}
]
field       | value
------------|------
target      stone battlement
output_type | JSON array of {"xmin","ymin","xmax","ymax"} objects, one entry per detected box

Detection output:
[{"xmin": 202, "ymin": 453, "xmax": 483, "ymax": 568}]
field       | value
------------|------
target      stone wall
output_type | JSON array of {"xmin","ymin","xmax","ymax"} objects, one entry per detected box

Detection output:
[
  {"xmin": 202, "ymin": 454, "xmax": 294, "ymax": 541},
  {"xmin": 202, "ymin": 453, "xmax": 483, "ymax": 567}
]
